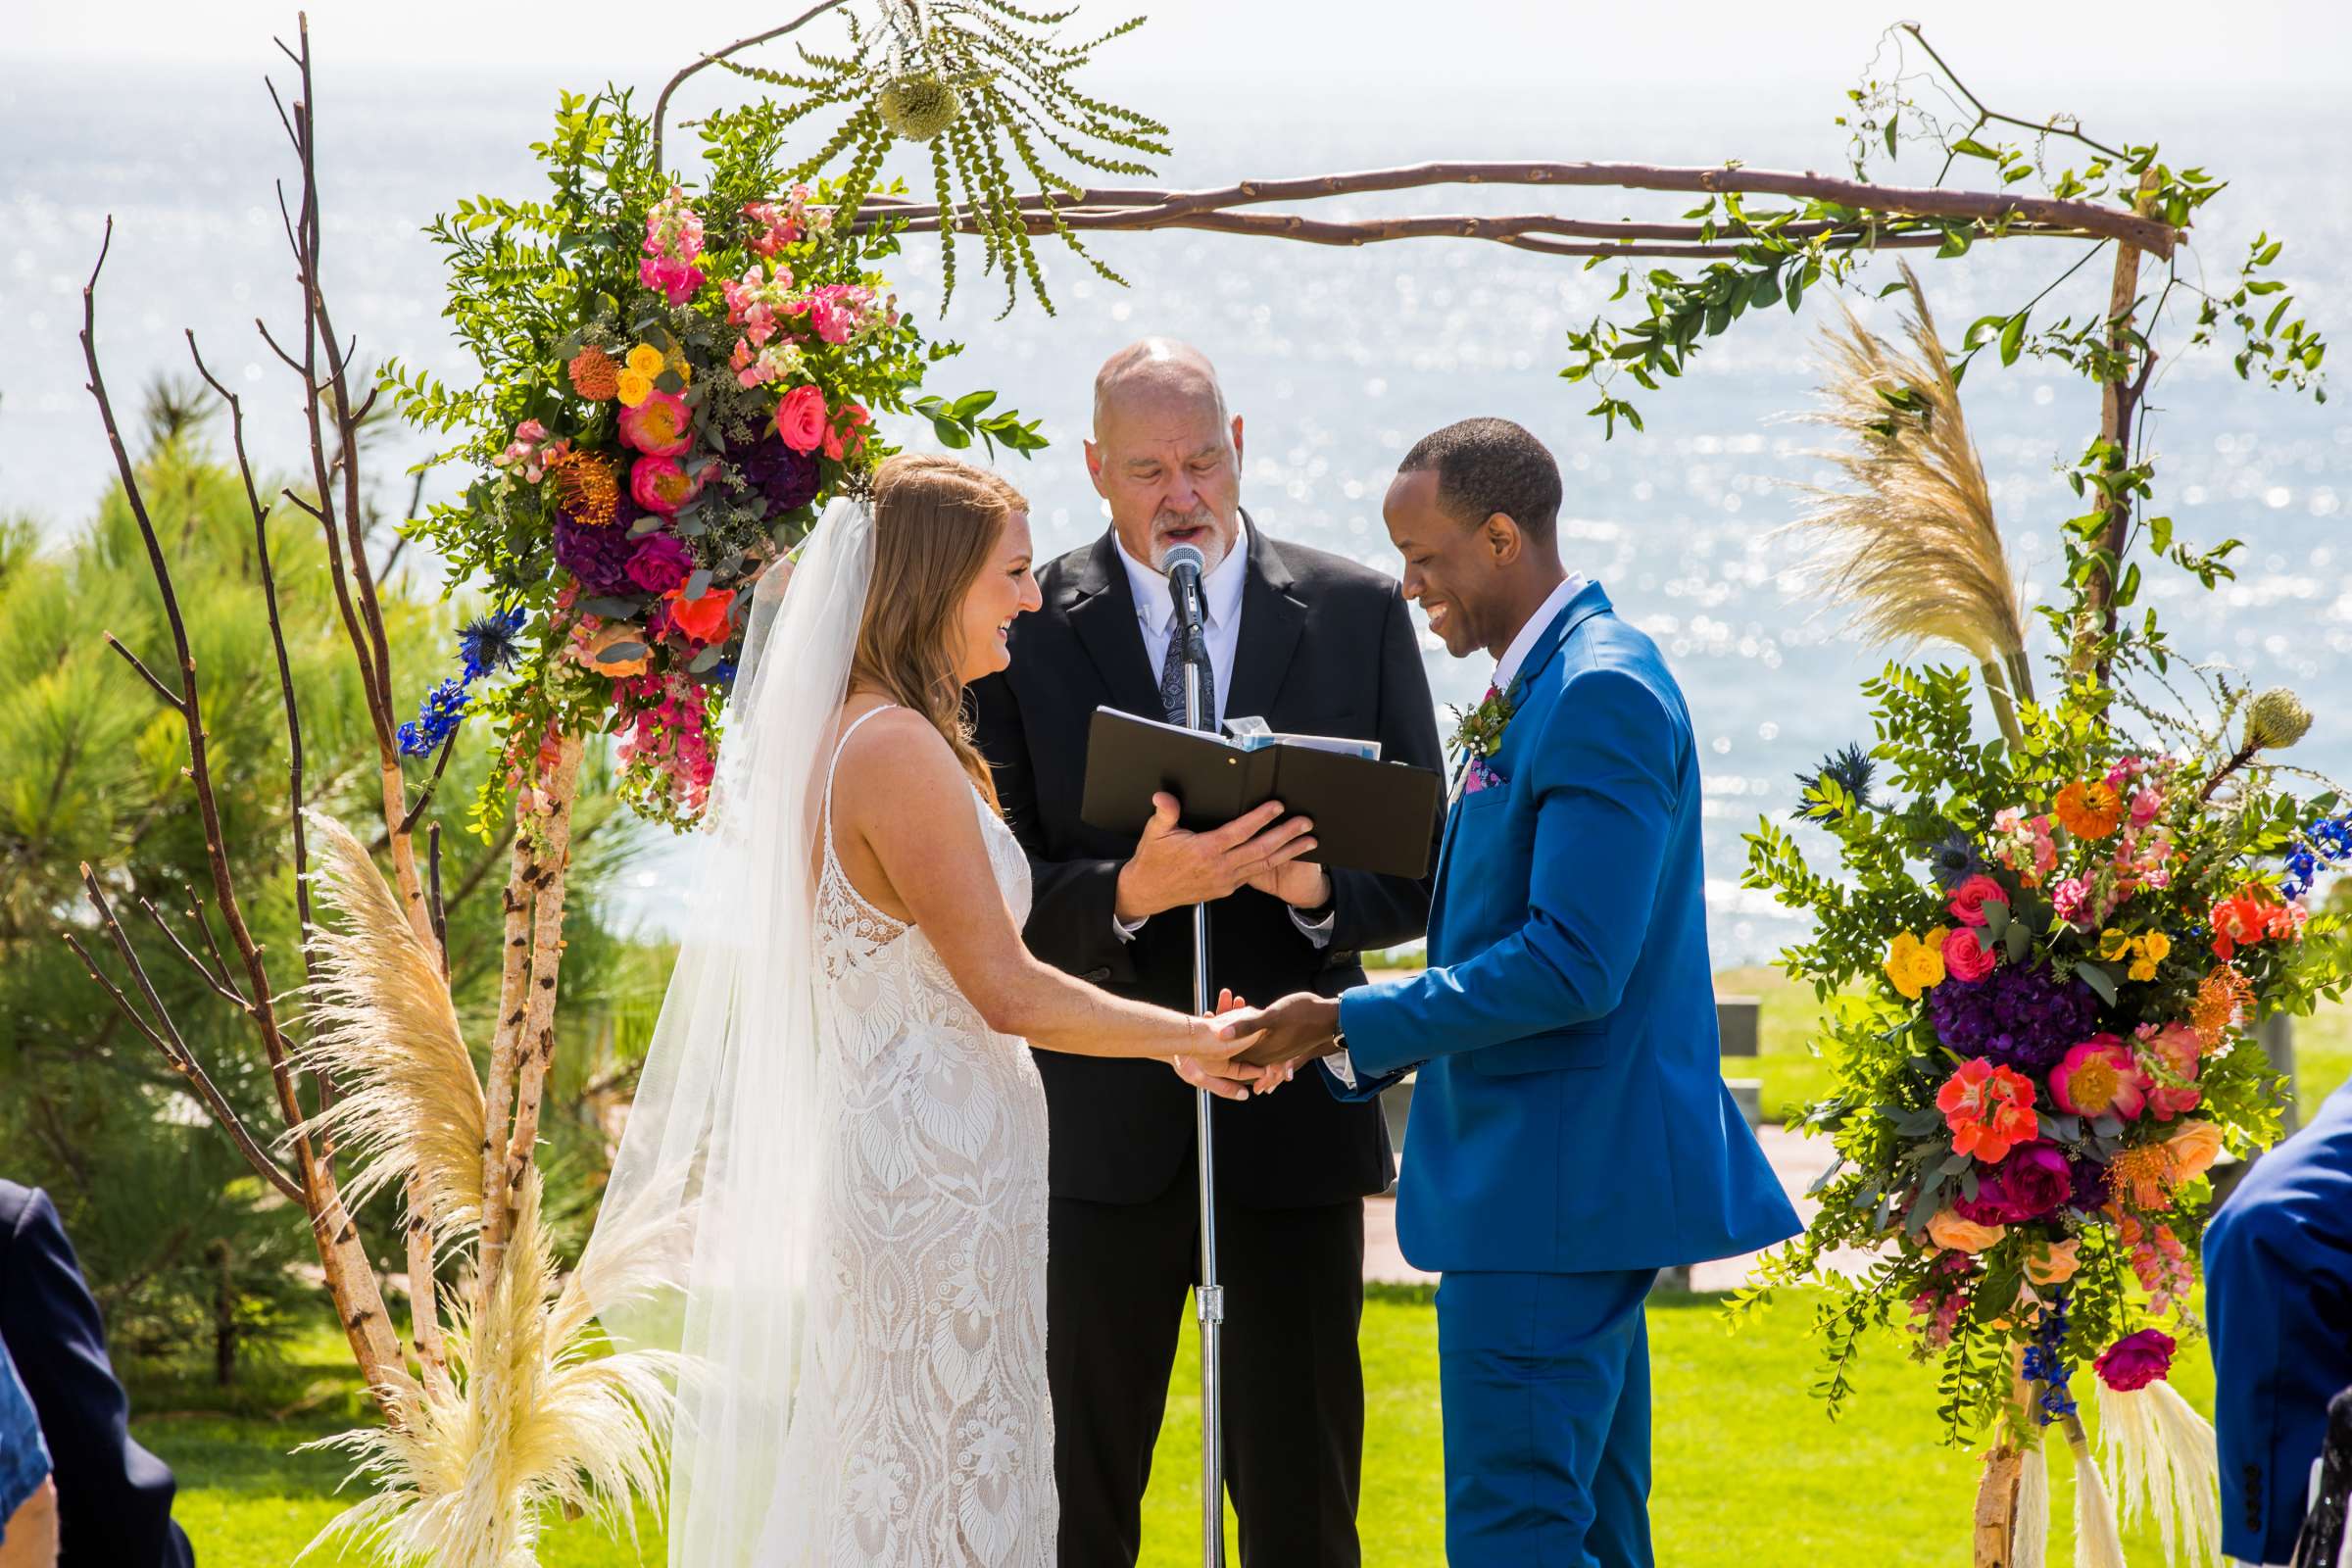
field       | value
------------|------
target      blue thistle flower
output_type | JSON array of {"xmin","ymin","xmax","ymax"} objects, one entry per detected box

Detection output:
[
  {"xmin": 458, "ymin": 607, "xmax": 528, "ymax": 683},
  {"xmin": 1926, "ymin": 827, "xmax": 1986, "ymax": 890},
  {"xmin": 1791, "ymin": 743, "xmax": 1877, "ymax": 822},
  {"xmin": 2021, "ymin": 1290, "xmax": 2077, "ymax": 1426}
]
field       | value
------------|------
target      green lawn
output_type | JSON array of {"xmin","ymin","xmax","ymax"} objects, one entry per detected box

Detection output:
[{"xmin": 136, "ymin": 1285, "xmax": 2220, "ymax": 1568}]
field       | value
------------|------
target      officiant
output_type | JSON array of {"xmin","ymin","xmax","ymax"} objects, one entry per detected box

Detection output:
[{"xmin": 969, "ymin": 338, "xmax": 1443, "ymax": 1567}]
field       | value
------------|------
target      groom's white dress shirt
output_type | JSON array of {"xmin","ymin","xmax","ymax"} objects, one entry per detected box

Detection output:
[
  {"xmin": 1108, "ymin": 516, "xmax": 1337, "ymax": 949},
  {"xmin": 1325, "ymin": 570, "xmax": 1588, "ymax": 1089}
]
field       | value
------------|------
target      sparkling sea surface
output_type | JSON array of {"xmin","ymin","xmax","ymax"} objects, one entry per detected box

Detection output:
[{"xmin": 5, "ymin": 60, "xmax": 2347, "ymax": 962}]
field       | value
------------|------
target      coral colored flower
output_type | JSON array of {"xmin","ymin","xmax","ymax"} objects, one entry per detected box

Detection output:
[
  {"xmin": 2108, "ymin": 1145, "xmax": 2177, "ymax": 1211},
  {"xmin": 823, "ymin": 401, "xmax": 871, "ymax": 464},
  {"xmin": 629, "ymin": 455, "xmax": 704, "ymax": 515},
  {"xmin": 776, "ymin": 383, "xmax": 828, "ymax": 453},
  {"xmin": 2025, "ymin": 1237, "xmax": 2082, "ymax": 1286},
  {"xmin": 1942, "ymin": 925, "xmax": 2000, "ymax": 984},
  {"xmin": 2093, "ymin": 1329, "xmax": 2175, "ymax": 1392},
  {"xmin": 664, "ymin": 584, "xmax": 735, "ymax": 645},
  {"xmin": 1936, "ymin": 1057, "xmax": 2038, "ymax": 1164},
  {"xmin": 2134, "ymin": 1022, "xmax": 2203, "ymax": 1119},
  {"xmin": 615, "ymin": 368, "xmax": 655, "ymax": 408},
  {"xmin": 2055, "ymin": 779, "xmax": 2125, "ymax": 840},
  {"xmin": 567, "ymin": 345, "xmax": 619, "ymax": 401},
  {"xmin": 1927, "ymin": 1209, "xmax": 2006, "ymax": 1254},
  {"xmin": 547, "ymin": 449, "xmax": 619, "ymax": 529},
  {"xmin": 2050, "ymin": 1035, "xmax": 2148, "ymax": 1120},
  {"xmin": 618, "ymin": 389, "xmax": 693, "ymax": 458},
  {"xmin": 1947, "ymin": 874, "xmax": 2011, "ymax": 928},
  {"xmin": 2164, "ymin": 1119, "xmax": 2225, "ymax": 1180}
]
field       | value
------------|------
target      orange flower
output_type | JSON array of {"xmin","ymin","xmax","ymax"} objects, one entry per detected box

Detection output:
[
  {"xmin": 2190, "ymin": 964, "xmax": 2254, "ymax": 1048},
  {"xmin": 547, "ymin": 448, "xmax": 619, "ymax": 528},
  {"xmin": 1927, "ymin": 1209, "xmax": 2006, "ymax": 1254},
  {"xmin": 1936, "ymin": 1057, "xmax": 2038, "ymax": 1164},
  {"xmin": 576, "ymin": 620, "xmax": 649, "ymax": 678},
  {"xmin": 665, "ymin": 584, "xmax": 736, "ymax": 645},
  {"xmin": 567, "ymin": 344, "xmax": 619, "ymax": 401},
  {"xmin": 2107, "ymin": 1145, "xmax": 2176, "ymax": 1211},
  {"xmin": 2165, "ymin": 1120, "xmax": 2226, "ymax": 1181},
  {"xmin": 2054, "ymin": 779, "xmax": 2124, "ymax": 840},
  {"xmin": 2025, "ymin": 1237, "xmax": 2082, "ymax": 1286}
]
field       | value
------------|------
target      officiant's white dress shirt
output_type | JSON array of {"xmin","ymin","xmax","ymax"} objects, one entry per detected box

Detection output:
[{"xmin": 1107, "ymin": 517, "xmax": 1336, "ymax": 948}]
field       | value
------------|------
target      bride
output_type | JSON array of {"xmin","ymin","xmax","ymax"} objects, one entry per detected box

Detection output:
[{"xmin": 586, "ymin": 453, "xmax": 1262, "ymax": 1567}]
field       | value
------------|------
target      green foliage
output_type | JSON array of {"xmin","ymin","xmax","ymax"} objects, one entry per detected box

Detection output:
[
  {"xmin": 0, "ymin": 411, "xmax": 641, "ymax": 1378},
  {"xmin": 712, "ymin": 0, "xmax": 1168, "ymax": 315}
]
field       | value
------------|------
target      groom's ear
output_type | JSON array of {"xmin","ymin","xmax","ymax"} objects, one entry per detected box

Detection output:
[
  {"xmin": 1229, "ymin": 414, "xmax": 1246, "ymax": 466},
  {"xmin": 1481, "ymin": 511, "xmax": 1526, "ymax": 566},
  {"xmin": 1083, "ymin": 437, "xmax": 1107, "ymax": 497}
]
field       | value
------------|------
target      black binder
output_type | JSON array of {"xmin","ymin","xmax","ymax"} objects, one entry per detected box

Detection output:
[{"xmin": 1079, "ymin": 707, "xmax": 1445, "ymax": 880}]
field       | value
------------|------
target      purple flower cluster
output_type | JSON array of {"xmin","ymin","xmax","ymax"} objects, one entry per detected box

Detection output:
[
  {"xmin": 555, "ymin": 514, "xmax": 637, "ymax": 597},
  {"xmin": 1927, "ymin": 960, "xmax": 2099, "ymax": 1075},
  {"xmin": 740, "ymin": 431, "xmax": 820, "ymax": 517}
]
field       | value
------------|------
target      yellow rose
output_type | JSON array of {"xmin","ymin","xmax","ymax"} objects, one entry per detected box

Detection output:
[
  {"xmin": 2165, "ymin": 1119, "xmax": 2226, "ymax": 1181},
  {"xmin": 2025, "ymin": 1237, "xmax": 2082, "ymax": 1286},
  {"xmin": 624, "ymin": 343, "xmax": 667, "ymax": 380},
  {"xmin": 1927, "ymin": 1208, "xmax": 2007, "ymax": 1254},
  {"xmin": 2128, "ymin": 958, "xmax": 2159, "ymax": 982},
  {"xmin": 2139, "ymin": 931, "xmax": 2172, "ymax": 963},
  {"xmin": 614, "ymin": 368, "xmax": 654, "ymax": 408},
  {"xmin": 1886, "ymin": 933, "xmax": 1927, "ymax": 1000},
  {"xmin": 2099, "ymin": 927, "xmax": 2132, "ymax": 961}
]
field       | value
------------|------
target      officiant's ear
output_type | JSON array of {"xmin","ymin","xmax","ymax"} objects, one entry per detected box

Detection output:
[{"xmin": 1229, "ymin": 413, "xmax": 1245, "ymax": 466}]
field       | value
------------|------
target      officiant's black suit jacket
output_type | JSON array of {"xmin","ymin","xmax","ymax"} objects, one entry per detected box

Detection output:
[{"xmin": 969, "ymin": 521, "xmax": 1443, "ymax": 1208}]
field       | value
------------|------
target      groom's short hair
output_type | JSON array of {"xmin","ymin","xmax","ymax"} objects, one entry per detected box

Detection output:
[{"xmin": 1398, "ymin": 417, "xmax": 1561, "ymax": 543}]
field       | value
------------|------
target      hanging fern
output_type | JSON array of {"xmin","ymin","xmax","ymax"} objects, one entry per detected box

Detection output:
[{"xmin": 715, "ymin": 0, "xmax": 1168, "ymax": 315}]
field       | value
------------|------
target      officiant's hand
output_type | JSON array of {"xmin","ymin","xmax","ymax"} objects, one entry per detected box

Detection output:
[
  {"xmin": 1114, "ymin": 794, "xmax": 1317, "ymax": 922},
  {"xmin": 1170, "ymin": 989, "xmax": 1272, "ymax": 1102},
  {"xmin": 1219, "ymin": 991, "xmax": 1343, "ymax": 1071}
]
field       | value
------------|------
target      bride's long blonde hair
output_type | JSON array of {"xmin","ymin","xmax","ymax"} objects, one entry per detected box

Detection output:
[{"xmin": 851, "ymin": 453, "xmax": 1028, "ymax": 809}]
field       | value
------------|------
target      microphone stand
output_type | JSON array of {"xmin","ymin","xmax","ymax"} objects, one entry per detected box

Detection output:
[{"xmin": 1170, "ymin": 564, "xmax": 1226, "ymax": 1568}]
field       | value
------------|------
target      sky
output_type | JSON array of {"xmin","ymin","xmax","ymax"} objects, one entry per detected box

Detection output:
[{"xmin": 10, "ymin": 0, "xmax": 2346, "ymax": 91}]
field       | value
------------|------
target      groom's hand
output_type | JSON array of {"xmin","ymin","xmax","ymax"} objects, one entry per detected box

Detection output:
[
  {"xmin": 1220, "ymin": 991, "xmax": 1343, "ymax": 1070},
  {"xmin": 1113, "ymin": 794, "xmax": 1318, "ymax": 922}
]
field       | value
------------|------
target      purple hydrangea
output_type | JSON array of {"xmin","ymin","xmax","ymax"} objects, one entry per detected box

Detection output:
[
  {"xmin": 1927, "ymin": 960, "xmax": 2100, "ymax": 1075},
  {"xmin": 554, "ymin": 514, "xmax": 637, "ymax": 597},
  {"xmin": 739, "ymin": 431, "xmax": 820, "ymax": 517}
]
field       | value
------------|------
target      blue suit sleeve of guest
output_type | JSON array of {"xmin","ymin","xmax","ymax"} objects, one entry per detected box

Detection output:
[
  {"xmin": 0, "ymin": 1331, "xmax": 50, "ymax": 1536},
  {"xmin": 1338, "ymin": 667, "xmax": 1675, "ymax": 1079},
  {"xmin": 0, "ymin": 1184, "xmax": 194, "ymax": 1568}
]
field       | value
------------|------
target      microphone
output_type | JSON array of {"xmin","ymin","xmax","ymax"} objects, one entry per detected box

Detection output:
[{"xmin": 1163, "ymin": 542, "xmax": 1208, "ymax": 637}]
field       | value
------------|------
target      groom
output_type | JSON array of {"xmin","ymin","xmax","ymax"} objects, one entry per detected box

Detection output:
[{"xmin": 1232, "ymin": 417, "xmax": 1801, "ymax": 1566}]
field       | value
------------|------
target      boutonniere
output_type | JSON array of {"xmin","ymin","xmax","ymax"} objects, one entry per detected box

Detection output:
[{"xmin": 1446, "ymin": 677, "xmax": 1521, "ymax": 796}]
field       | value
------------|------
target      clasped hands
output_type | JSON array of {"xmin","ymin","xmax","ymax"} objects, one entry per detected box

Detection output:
[{"xmin": 1169, "ymin": 989, "xmax": 1347, "ymax": 1102}]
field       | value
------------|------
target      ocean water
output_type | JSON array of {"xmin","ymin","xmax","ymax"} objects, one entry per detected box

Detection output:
[{"xmin": 5, "ymin": 59, "xmax": 2348, "ymax": 963}]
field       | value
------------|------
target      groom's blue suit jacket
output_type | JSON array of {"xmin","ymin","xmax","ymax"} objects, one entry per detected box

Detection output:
[{"xmin": 1334, "ymin": 580, "xmax": 1801, "ymax": 1275}]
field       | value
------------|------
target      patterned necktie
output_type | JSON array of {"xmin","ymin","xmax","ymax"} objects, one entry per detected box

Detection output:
[{"xmin": 1158, "ymin": 616, "xmax": 1217, "ymax": 729}]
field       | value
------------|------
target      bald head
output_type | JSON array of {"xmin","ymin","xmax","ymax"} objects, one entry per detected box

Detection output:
[
  {"xmin": 1085, "ymin": 337, "xmax": 1246, "ymax": 574},
  {"xmin": 1091, "ymin": 337, "xmax": 1230, "ymax": 434}
]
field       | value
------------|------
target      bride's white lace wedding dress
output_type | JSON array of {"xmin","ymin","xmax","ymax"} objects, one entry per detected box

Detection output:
[{"xmin": 760, "ymin": 703, "xmax": 1056, "ymax": 1566}]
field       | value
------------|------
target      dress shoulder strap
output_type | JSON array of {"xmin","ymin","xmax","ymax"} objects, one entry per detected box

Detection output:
[{"xmin": 822, "ymin": 703, "xmax": 900, "ymax": 840}]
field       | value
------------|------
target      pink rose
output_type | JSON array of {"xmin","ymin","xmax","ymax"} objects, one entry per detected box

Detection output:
[
  {"xmin": 629, "ymin": 455, "xmax": 704, "ymax": 515},
  {"xmin": 1941, "ymin": 925, "xmax": 2000, "ymax": 983},
  {"xmin": 775, "ymin": 384, "xmax": 827, "ymax": 453},
  {"xmin": 1946, "ymin": 874, "xmax": 2011, "ymax": 929},
  {"xmin": 2093, "ymin": 1329, "xmax": 2176, "ymax": 1392}
]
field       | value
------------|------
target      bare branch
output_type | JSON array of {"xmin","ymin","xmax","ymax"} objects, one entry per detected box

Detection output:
[
  {"xmin": 652, "ymin": 0, "xmax": 858, "ymax": 172},
  {"xmin": 138, "ymin": 896, "xmax": 251, "ymax": 1010},
  {"xmin": 103, "ymin": 633, "xmax": 186, "ymax": 711}
]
